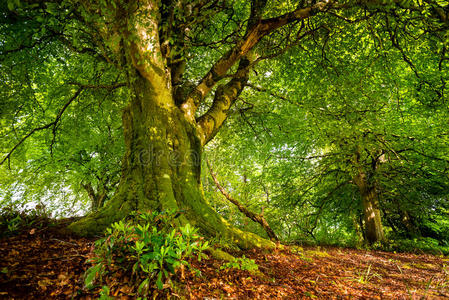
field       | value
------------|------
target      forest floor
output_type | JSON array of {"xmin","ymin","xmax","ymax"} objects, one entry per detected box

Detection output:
[{"xmin": 1, "ymin": 220, "xmax": 449, "ymax": 299}]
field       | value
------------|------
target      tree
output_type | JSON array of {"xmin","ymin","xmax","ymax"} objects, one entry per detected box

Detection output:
[
  {"xmin": 1, "ymin": 0, "xmax": 447, "ymax": 249},
  {"xmin": 268, "ymin": 35, "xmax": 449, "ymax": 244}
]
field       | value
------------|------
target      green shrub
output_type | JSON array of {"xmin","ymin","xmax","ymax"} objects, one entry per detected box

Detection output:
[{"xmin": 84, "ymin": 210, "xmax": 209, "ymax": 296}]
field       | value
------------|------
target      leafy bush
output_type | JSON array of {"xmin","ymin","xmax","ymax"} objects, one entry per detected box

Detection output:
[
  {"xmin": 220, "ymin": 255, "xmax": 258, "ymax": 271},
  {"xmin": 3, "ymin": 214, "xmax": 22, "ymax": 234},
  {"xmin": 84, "ymin": 210, "xmax": 209, "ymax": 296}
]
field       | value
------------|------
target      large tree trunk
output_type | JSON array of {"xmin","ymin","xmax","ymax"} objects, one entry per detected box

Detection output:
[
  {"xmin": 68, "ymin": 74, "xmax": 273, "ymax": 250},
  {"xmin": 354, "ymin": 172, "xmax": 385, "ymax": 244}
]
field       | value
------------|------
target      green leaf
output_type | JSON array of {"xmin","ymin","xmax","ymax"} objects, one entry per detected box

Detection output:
[
  {"xmin": 84, "ymin": 263, "xmax": 102, "ymax": 289},
  {"xmin": 7, "ymin": 0, "xmax": 15, "ymax": 11},
  {"xmin": 156, "ymin": 271, "xmax": 163, "ymax": 290},
  {"xmin": 138, "ymin": 278, "xmax": 149, "ymax": 294}
]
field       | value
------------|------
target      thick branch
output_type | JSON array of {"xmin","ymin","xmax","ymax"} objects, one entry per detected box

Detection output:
[
  {"xmin": 196, "ymin": 57, "xmax": 251, "ymax": 145},
  {"xmin": 196, "ymin": 0, "xmax": 288, "ymax": 143},
  {"xmin": 180, "ymin": 0, "xmax": 332, "ymax": 119},
  {"xmin": 206, "ymin": 159, "xmax": 279, "ymax": 241}
]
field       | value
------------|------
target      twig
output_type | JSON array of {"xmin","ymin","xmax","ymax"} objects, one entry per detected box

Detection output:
[
  {"xmin": 41, "ymin": 254, "xmax": 87, "ymax": 262},
  {"xmin": 67, "ymin": 82, "xmax": 126, "ymax": 89},
  {"xmin": 50, "ymin": 238, "xmax": 78, "ymax": 246}
]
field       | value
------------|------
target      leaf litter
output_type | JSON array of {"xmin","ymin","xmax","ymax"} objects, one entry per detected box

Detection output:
[{"xmin": 0, "ymin": 221, "xmax": 448, "ymax": 299}]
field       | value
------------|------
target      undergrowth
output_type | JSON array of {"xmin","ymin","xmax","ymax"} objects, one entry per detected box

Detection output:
[
  {"xmin": 84, "ymin": 210, "xmax": 209, "ymax": 298},
  {"xmin": 380, "ymin": 237, "xmax": 449, "ymax": 255},
  {"xmin": 0, "ymin": 205, "xmax": 52, "ymax": 237}
]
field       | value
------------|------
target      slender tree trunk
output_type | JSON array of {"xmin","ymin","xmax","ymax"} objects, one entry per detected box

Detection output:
[
  {"xmin": 400, "ymin": 210, "xmax": 420, "ymax": 237},
  {"xmin": 354, "ymin": 172, "xmax": 385, "ymax": 244},
  {"xmin": 82, "ymin": 183, "xmax": 108, "ymax": 211},
  {"xmin": 382, "ymin": 208, "xmax": 399, "ymax": 234},
  {"xmin": 351, "ymin": 213, "xmax": 364, "ymax": 245},
  {"xmin": 359, "ymin": 214, "xmax": 366, "ymax": 241}
]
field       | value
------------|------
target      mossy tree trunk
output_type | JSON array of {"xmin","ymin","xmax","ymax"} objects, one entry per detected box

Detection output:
[
  {"xmin": 353, "ymin": 150, "xmax": 385, "ymax": 244},
  {"xmin": 69, "ymin": 72, "xmax": 273, "ymax": 249},
  {"xmin": 355, "ymin": 176, "xmax": 385, "ymax": 244},
  {"xmin": 67, "ymin": 0, "xmax": 323, "ymax": 249}
]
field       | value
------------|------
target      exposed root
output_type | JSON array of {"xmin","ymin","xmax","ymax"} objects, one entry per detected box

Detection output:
[{"xmin": 68, "ymin": 186, "xmax": 277, "ymax": 252}]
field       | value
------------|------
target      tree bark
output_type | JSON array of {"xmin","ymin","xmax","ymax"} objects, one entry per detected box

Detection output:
[{"xmin": 81, "ymin": 183, "xmax": 107, "ymax": 211}]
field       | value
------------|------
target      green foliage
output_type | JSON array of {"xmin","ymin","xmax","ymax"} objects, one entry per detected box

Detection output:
[
  {"xmin": 220, "ymin": 255, "xmax": 258, "ymax": 271},
  {"xmin": 98, "ymin": 285, "xmax": 113, "ymax": 300},
  {"xmin": 204, "ymin": 6, "xmax": 449, "ymax": 248},
  {"xmin": 381, "ymin": 237, "xmax": 449, "ymax": 255},
  {"xmin": 84, "ymin": 210, "xmax": 209, "ymax": 296},
  {"xmin": 1, "ymin": 0, "xmax": 449, "ymax": 257},
  {"xmin": 0, "ymin": 206, "xmax": 50, "ymax": 237}
]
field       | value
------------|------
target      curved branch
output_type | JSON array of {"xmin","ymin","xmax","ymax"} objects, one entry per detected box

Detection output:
[
  {"xmin": 196, "ymin": 58, "xmax": 251, "ymax": 145},
  {"xmin": 206, "ymin": 159, "xmax": 279, "ymax": 241}
]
